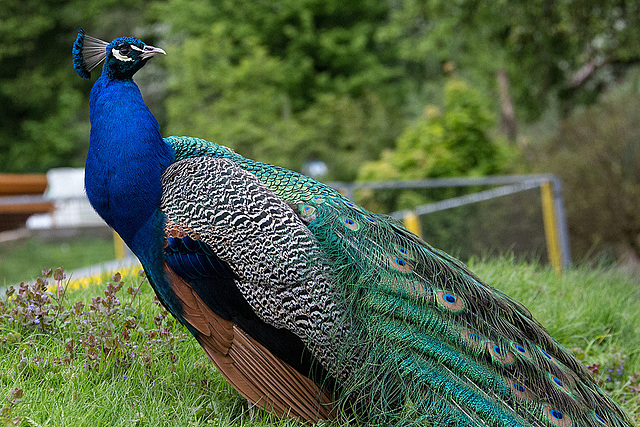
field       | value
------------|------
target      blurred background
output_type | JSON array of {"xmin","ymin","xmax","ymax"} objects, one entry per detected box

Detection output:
[{"xmin": 1, "ymin": 0, "xmax": 639, "ymax": 281}]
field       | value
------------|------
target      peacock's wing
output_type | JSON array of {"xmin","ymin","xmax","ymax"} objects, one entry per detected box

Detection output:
[
  {"xmin": 161, "ymin": 263, "xmax": 334, "ymax": 422},
  {"xmin": 165, "ymin": 136, "xmax": 632, "ymax": 426},
  {"xmin": 158, "ymin": 154, "xmax": 350, "ymax": 422}
]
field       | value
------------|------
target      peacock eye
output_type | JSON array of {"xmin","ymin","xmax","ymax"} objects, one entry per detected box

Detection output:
[{"xmin": 119, "ymin": 45, "xmax": 132, "ymax": 56}]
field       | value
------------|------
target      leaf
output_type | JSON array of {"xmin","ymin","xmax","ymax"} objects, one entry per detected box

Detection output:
[
  {"xmin": 53, "ymin": 268, "xmax": 65, "ymax": 282},
  {"xmin": 9, "ymin": 389, "xmax": 22, "ymax": 400}
]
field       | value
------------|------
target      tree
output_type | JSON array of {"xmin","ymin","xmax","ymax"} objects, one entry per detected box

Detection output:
[
  {"xmin": 358, "ymin": 79, "xmax": 512, "ymax": 211},
  {"xmin": 376, "ymin": 0, "xmax": 640, "ymax": 139},
  {"xmin": 357, "ymin": 79, "xmax": 528, "ymax": 261}
]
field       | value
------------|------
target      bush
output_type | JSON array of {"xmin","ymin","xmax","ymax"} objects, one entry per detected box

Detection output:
[{"xmin": 357, "ymin": 79, "xmax": 514, "ymax": 213}]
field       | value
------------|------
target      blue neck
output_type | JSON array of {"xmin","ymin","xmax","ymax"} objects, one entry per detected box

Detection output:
[{"xmin": 85, "ymin": 74, "xmax": 174, "ymax": 250}]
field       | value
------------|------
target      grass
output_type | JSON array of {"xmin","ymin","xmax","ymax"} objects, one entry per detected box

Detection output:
[
  {"xmin": 0, "ymin": 268, "xmax": 292, "ymax": 427},
  {"xmin": 0, "ymin": 259, "xmax": 638, "ymax": 426},
  {"xmin": 0, "ymin": 237, "xmax": 115, "ymax": 285}
]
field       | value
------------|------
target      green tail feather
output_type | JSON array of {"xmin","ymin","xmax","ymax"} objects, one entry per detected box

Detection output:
[{"xmin": 168, "ymin": 136, "xmax": 633, "ymax": 427}]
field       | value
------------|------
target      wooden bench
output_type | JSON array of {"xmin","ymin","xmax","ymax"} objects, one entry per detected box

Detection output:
[{"xmin": 0, "ymin": 174, "xmax": 54, "ymax": 232}]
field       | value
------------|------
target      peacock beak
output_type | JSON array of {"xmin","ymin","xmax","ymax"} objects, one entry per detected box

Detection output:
[{"xmin": 141, "ymin": 45, "xmax": 166, "ymax": 59}]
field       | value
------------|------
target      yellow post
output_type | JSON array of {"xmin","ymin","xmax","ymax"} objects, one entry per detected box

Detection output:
[
  {"xmin": 540, "ymin": 182, "xmax": 562, "ymax": 274},
  {"xmin": 403, "ymin": 211, "xmax": 423, "ymax": 239},
  {"xmin": 113, "ymin": 230, "xmax": 125, "ymax": 260}
]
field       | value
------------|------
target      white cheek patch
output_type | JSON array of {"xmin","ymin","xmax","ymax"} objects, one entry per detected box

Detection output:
[{"xmin": 112, "ymin": 48, "xmax": 134, "ymax": 62}]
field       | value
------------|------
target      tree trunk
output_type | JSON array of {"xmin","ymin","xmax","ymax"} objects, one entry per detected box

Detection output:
[{"xmin": 496, "ymin": 68, "xmax": 517, "ymax": 143}]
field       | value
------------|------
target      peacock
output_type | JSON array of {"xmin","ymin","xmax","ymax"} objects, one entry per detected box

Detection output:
[{"xmin": 72, "ymin": 30, "xmax": 632, "ymax": 427}]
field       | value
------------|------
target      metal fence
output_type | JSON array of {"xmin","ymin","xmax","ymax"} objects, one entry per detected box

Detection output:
[{"xmin": 330, "ymin": 174, "xmax": 571, "ymax": 273}]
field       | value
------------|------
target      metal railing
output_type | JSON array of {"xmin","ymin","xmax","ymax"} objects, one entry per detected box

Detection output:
[{"xmin": 330, "ymin": 174, "xmax": 571, "ymax": 273}]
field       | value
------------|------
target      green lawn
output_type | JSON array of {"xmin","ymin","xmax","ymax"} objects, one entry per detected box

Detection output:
[
  {"xmin": 0, "ymin": 236, "xmax": 115, "ymax": 285},
  {"xmin": 0, "ymin": 259, "xmax": 638, "ymax": 426}
]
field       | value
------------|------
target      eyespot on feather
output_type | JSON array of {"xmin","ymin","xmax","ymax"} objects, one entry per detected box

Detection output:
[
  {"xmin": 343, "ymin": 218, "xmax": 360, "ymax": 231},
  {"xmin": 299, "ymin": 205, "xmax": 316, "ymax": 217},
  {"xmin": 548, "ymin": 372, "xmax": 572, "ymax": 394},
  {"xmin": 505, "ymin": 379, "xmax": 534, "ymax": 401},
  {"xmin": 593, "ymin": 412, "xmax": 608, "ymax": 424},
  {"xmin": 486, "ymin": 342, "xmax": 515, "ymax": 365},
  {"xmin": 460, "ymin": 329, "xmax": 485, "ymax": 349},
  {"xmin": 436, "ymin": 291, "xmax": 465, "ymax": 312},
  {"xmin": 343, "ymin": 200, "xmax": 364, "ymax": 212},
  {"xmin": 537, "ymin": 346, "xmax": 559, "ymax": 366},
  {"xmin": 543, "ymin": 405, "xmax": 572, "ymax": 427},
  {"xmin": 394, "ymin": 245, "xmax": 416, "ymax": 260},
  {"xmin": 387, "ymin": 256, "xmax": 413, "ymax": 273},
  {"xmin": 511, "ymin": 342, "xmax": 533, "ymax": 359}
]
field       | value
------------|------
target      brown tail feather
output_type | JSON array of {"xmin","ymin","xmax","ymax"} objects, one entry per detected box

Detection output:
[{"xmin": 163, "ymin": 263, "xmax": 335, "ymax": 422}]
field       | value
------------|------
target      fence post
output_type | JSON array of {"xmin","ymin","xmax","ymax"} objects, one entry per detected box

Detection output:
[
  {"xmin": 403, "ymin": 211, "xmax": 423, "ymax": 239},
  {"xmin": 113, "ymin": 230, "xmax": 125, "ymax": 260},
  {"xmin": 332, "ymin": 175, "xmax": 572, "ymax": 270},
  {"xmin": 551, "ymin": 176, "xmax": 572, "ymax": 269},
  {"xmin": 540, "ymin": 181, "xmax": 562, "ymax": 274}
]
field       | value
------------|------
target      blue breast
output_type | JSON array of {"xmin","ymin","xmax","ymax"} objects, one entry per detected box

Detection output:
[
  {"xmin": 85, "ymin": 75, "xmax": 174, "ymax": 247},
  {"xmin": 85, "ymin": 74, "xmax": 180, "ymax": 316}
]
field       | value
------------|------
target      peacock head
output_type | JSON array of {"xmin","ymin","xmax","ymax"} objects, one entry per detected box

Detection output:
[{"xmin": 72, "ymin": 30, "xmax": 165, "ymax": 80}]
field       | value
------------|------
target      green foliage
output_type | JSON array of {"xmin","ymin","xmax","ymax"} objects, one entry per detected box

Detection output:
[
  {"xmin": 5, "ymin": 0, "xmax": 640, "ymax": 179},
  {"xmin": 531, "ymin": 88, "xmax": 640, "ymax": 262},
  {"xmin": 4, "ymin": 0, "xmax": 640, "ymax": 264},
  {"xmin": 0, "ymin": 1, "xmax": 82, "ymax": 172},
  {"xmin": 153, "ymin": 0, "xmax": 404, "ymax": 180},
  {"xmin": 0, "ymin": 0, "xmax": 158, "ymax": 173},
  {"xmin": 357, "ymin": 79, "xmax": 513, "ymax": 211},
  {"xmin": 4, "ymin": 0, "xmax": 640, "ymax": 177},
  {"xmin": 379, "ymin": 0, "xmax": 640, "ymax": 121},
  {"xmin": 163, "ymin": 25, "xmax": 306, "ymax": 165},
  {"xmin": 0, "ymin": 269, "xmax": 253, "ymax": 426},
  {"xmin": 472, "ymin": 257, "xmax": 640, "ymax": 422},
  {"xmin": 355, "ymin": 79, "xmax": 523, "ymax": 262}
]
